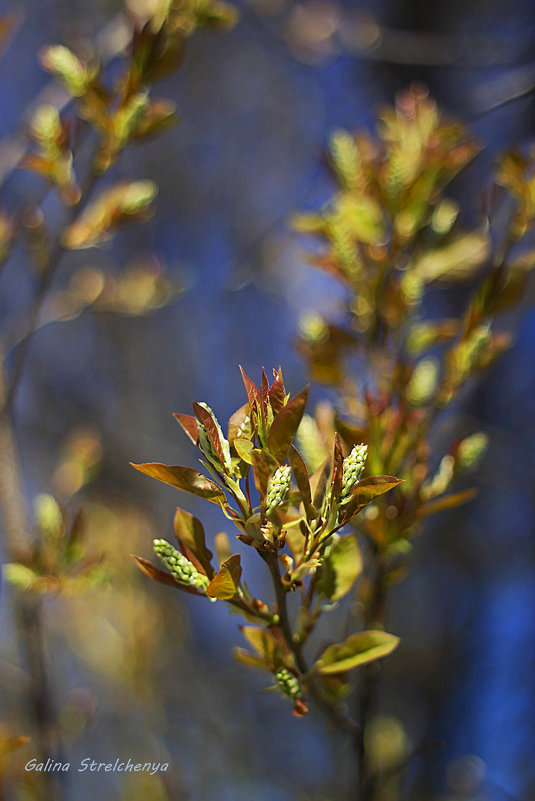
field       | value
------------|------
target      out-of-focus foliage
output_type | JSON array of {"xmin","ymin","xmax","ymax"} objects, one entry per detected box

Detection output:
[{"xmin": 0, "ymin": 2, "xmax": 237, "ymax": 800}]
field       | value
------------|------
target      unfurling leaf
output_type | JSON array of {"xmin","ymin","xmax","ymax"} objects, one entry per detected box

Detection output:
[
  {"xmin": 317, "ymin": 630, "xmax": 399, "ymax": 674},
  {"xmin": 130, "ymin": 462, "xmax": 225, "ymax": 503},
  {"xmin": 173, "ymin": 413, "xmax": 199, "ymax": 445},
  {"xmin": 206, "ymin": 554, "xmax": 242, "ymax": 599}
]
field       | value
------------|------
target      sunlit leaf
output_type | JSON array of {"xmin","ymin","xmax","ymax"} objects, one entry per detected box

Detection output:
[
  {"xmin": 317, "ymin": 630, "xmax": 399, "ymax": 674},
  {"xmin": 206, "ymin": 554, "xmax": 242, "ymax": 600}
]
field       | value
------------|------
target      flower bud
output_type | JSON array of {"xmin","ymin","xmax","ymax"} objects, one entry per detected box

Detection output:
[
  {"xmin": 153, "ymin": 539, "xmax": 209, "ymax": 590},
  {"xmin": 339, "ymin": 444, "xmax": 368, "ymax": 503},
  {"xmin": 266, "ymin": 465, "xmax": 291, "ymax": 513}
]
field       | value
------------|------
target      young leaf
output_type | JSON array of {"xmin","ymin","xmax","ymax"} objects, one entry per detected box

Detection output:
[
  {"xmin": 269, "ymin": 367, "xmax": 286, "ymax": 414},
  {"xmin": 130, "ymin": 462, "xmax": 225, "ymax": 503},
  {"xmin": 228, "ymin": 403, "xmax": 251, "ymax": 445},
  {"xmin": 174, "ymin": 507, "xmax": 214, "ymax": 578},
  {"xmin": 234, "ymin": 438, "xmax": 254, "ymax": 464},
  {"xmin": 206, "ymin": 554, "xmax": 242, "ymax": 600},
  {"xmin": 193, "ymin": 402, "xmax": 227, "ymax": 470},
  {"xmin": 268, "ymin": 385, "xmax": 309, "ymax": 464},
  {"xmin": 339, "ymin": 475, "xmax": 402, "ymax": 524},
  {"xmin": 240, "ymin": 626, "xmax": 284, "ymax": 668},
  {"xmin": 317, "ymin": 630, "xmax": 399, "ymax": 674},
  {"xmin": 239, "ymin": 365, "xmax": 260, "ymax": 409}
]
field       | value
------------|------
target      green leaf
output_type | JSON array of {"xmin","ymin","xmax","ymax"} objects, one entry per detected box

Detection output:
[
  {"xmin": 317, "ymin": 535, "xmax": 362, "ymax": 601},
  {"xmin": 130, "ymin": 462, "xmax": 225, "ymax": 503},
  {"xmin": 206, "ymin": 554, "xmax": 242, "ymax": 600},
  {"xmin": 240, "ymin": 626, "xmax": 284, "ymax": 669},
  {"xmin": 174, "ymin": 507, "xmax": 214, "ymax": 578},
  {"xmin": 317, "ymin": 630, "xmax": 399, "ymax": 674},
  {"xmin": 268, "ymin": 385, "xmax": 309, "ymax": 464},
  {"xmin": 234, "ymin": 437, "xmax": 254, "ymax": 464},
  {"xmin": 233, "ymin": 647, "xmax": 271, "ymax": 671}
]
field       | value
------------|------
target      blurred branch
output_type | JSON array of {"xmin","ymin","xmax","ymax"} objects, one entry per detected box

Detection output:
[{"xmin": 0, "ymin": 11, "xmax": 131, "ymax": 187}]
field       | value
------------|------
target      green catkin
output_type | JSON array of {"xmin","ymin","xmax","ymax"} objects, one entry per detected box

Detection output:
[
  {"xmin": 275, "ymin": 667, "xmax": 302, "ymax": 700},
  {"xmin": 153, "ymin": 539, "xmax": 209, "ymax": 590},
  {"xmin": 339, "ymin": 444, "xmax": 368, "ymax": 503},
  {"xmin": 265, "ymin": 466, "xmax": 292, "ymax": 513}
]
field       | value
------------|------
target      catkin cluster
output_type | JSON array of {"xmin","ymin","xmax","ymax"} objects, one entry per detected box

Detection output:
[
  {"xmin": 339, "ymin": 444, "xmax": 368, "ymax": 503},
  {"xmin": 153, "ymin": 539, "xmax": 209, "ymax": 590},
  {"xmin": 266, "ymin": 466, "xmax": 292, "ymax": 513}
]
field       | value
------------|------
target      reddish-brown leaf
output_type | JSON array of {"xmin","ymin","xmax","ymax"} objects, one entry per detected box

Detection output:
[
  {"xmin": 193, "ymin": 402, "xmax": 227, "ymax": 471},
  {"xmin": 174, "ymin": 507, "xmax": 214, "ymax": 578},
  {"xmin": 173, "ymin": 413, "xmax": 199, "ymax": 445},
  {"xmin": 239, "ymin": 365, "xmax": 260, "ymax": 409},
  {"xmin": 269, "ymin": 367, "xmax": 286, "ymax": 414},
  {"xmin": 268, "ymin": 385, "xmax": 309, "ymax": 464},
  {"xmin": 130, "ymin": 462, "xmax": 225, "ymax": 503},
  {"xmin": 331, "ymin": 433, "xmax": 344, "ymax": 498}
]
